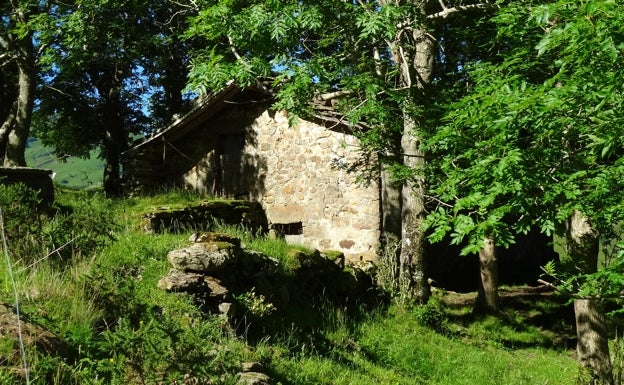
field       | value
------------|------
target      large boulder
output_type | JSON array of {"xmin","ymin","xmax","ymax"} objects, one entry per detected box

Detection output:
[
  {"xmin": 167, "ymin": 241, "xmax": 241, "ymax": 274},
  {"xmin": 157, "ymin": 272, "xmax": 229, "ymax": 301}
]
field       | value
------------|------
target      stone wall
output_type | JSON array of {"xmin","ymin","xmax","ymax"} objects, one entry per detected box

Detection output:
[
  {"xmin": 179, "ymin": 108, "xmax": 380, "ymax": 261},
  {"xmin": 242, "ymin": 110, "xmax": 380, "ymax": 262},
  {"xmin": 123, "ymin": 98, "xmax": 381, "ymax": 262}
]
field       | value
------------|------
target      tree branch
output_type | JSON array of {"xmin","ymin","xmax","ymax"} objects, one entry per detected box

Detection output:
[
  {"xmin": 44, "ymin": 85, "xmax": 74, "ymax": 98},
  {"xmin": 227, "ymin": 35, "xmax": 244, "ymax": 62},
  {"xmin": 0, "ymin": 101, "xmax": 18, "ymax": 140},
  {"xmin": 427, "ymin": 2, "xmax": 499, "ymax": 19},
  {"xmin": 316, "ymin": 90, "xmax": 354, "ymax": 101},
  {"xmin": 0, "ymin": 53, "xmax": 16, "ymax": 68},
  {"xmin": 0, "ymin": 34, "xmax": 11, "ymax": 50}
]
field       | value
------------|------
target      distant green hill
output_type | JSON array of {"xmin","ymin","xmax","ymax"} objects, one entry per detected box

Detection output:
[{"xmin": 25, "ymin": 137, "xmax": 104, "ymax": 190}]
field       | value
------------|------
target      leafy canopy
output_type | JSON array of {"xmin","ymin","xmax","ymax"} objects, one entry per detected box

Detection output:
[{"xmin": 425, "ymin": 0, "xmax": 624, "ymax": 274}]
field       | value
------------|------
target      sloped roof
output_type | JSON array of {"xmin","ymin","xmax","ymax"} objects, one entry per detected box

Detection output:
[
  {"xmin": 124, "ymin": 82, "xmax": 270, "ymax": 155},
  {"xmin": 124, "ymin": 82, "xmax": 364, "ymax": 156}
]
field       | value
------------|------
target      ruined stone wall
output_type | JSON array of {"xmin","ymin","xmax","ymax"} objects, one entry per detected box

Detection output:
[
  {"xmin": 244, "ymin": 110, "xmax": 380, "ymax": 262},
  {"xmin": 126, "ymin": 102, "xmax": 381, "ymax": 261}
]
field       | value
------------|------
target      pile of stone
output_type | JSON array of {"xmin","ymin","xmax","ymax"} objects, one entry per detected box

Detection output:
[
  {"xmin": 158, "ymin": 232, "xmax": 377, "ymax": 385},
  {"xmin": 158, "ymin": 232, "xmax": 374, "ymax": 319}
]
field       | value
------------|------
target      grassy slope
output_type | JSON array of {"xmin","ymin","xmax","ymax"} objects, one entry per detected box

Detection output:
[
  {"xmin": 0, "ymin": 190, "xmax": 580, "ymax": 385},
  {"xmin": 25, "ymin": 137, "xmax": 103, "ymax": 189}
]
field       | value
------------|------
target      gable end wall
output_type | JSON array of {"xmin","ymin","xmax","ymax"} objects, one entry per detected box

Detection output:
[
  {"xmin": 251, "ymin": 110, "xmax": 380, "ymax": 261},
  {"xmin": 182, "ymin": 108, "xmax": 381, "ymax": 261}
]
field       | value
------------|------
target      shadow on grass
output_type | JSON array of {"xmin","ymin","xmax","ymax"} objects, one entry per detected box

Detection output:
[
  {"xmin": 237, "ymin": 291, "xmax": 391, "ymax": 385},
  {"xmin": 438, "ymin": 285, "xmax": 576, "ymax": 350}
]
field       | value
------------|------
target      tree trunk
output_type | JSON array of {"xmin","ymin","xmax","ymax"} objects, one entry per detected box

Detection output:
[
  {"xmin": 100, "ymin": 84, "xmax": 126, "ymax": 197},
  {"xmin": 102, "ymin": 110, "xmax": 124, "ymax": 197},
  {"xmin": 566, "ymin": 210, "xmax": 613, "ymax": 384},
  {"xmin": 395, "ymin": 19, "xmax": 435, "ymax": 302},
  {"xmin": 1, "ymin": 34, "xmax": 34, "ymax": 167},
  {"xmin": 378, "ymin": 163, "xmax": 402, "ymax": 291},
  {"xmin": 380, "ymin": 163, "xmax": 402, "ymax": 240},
  {"xmin": 0, "ymin": 66, "xmax": 18, "ymax": 161},
  {"xmin": 0, "ymin": 102, "xmax": 16, "ymax": 161},
  {"xmin": 475, "ymin": 236, "xmax": 499, "ymax": 313},
  {"xmin": 399, "ymin": 121, "xmax": 429, "ymax": 301},
  {"xmin": 574, "ymin": 299, "xmax": 613, "ymax": 385}
]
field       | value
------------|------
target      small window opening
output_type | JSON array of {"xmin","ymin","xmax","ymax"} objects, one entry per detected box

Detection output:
[{"xmin": 271, "ymin": 222, "xmax": 303, "ymax": 237}]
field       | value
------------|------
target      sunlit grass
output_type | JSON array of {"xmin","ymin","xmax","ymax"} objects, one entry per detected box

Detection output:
[{"xmin": 0, "ymin": 188, "xmax": 582, "ymax": 384}]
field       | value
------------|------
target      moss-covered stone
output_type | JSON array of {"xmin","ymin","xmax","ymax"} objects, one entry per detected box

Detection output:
[{"xmin": 142, "ymin": 199, "xmax": 268, "ymax": 234}]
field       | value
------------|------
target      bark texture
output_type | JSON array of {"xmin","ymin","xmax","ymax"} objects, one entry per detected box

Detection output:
[
  {"xmin": 476, "ymin": 236, "xmax": 499, "ymax": 313},
  {"xmin": 566, "ymin": 210, "xmax": 613, "ymax": 384},
  {"xmin": 380, "ymin": 164, "xmax": 402, "ymax": 240},
  {"xmin": 0, "ymin": 20, "xmax": 35, "ymax": 167},
  {"xmin": 397, "ymin": 22, "xmax": 435, "ymax": 302},
  {"xmin": 574, "ymin": 299, "xmax": 613, "ymax": 385},
  {"xmin": 5, "ymin": 40, "xmax": 35, "ymax": 167}
]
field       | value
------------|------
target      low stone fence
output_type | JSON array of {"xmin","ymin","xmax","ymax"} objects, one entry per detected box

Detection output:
[
  {"xmin": 141, "ymin": 200, "xmax": 268, "ymax": 234},
  {"xmin": 157, "ymin": 231, "xmax": 376, "ymax": 385}
]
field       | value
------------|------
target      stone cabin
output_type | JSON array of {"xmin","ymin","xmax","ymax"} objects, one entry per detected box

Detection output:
[{"xmin": 122, "ymin": 83, "xmax": 381, "ymax": 261}]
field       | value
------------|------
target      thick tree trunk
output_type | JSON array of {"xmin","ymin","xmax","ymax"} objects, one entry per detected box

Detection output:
[
  {"xmin": 0, "ymin": 68, "xmax": 18, "ymax": 159},
  {"xmin": 378, "ymin": 163, "xmax": 402, "ymax": 291},
  {"xmin": 0, "ymin": 102, "xmax": 16, "ymax": 160},
  {"xmin": 574, "ymin": 299, "xmax": 613, "ymax": 385},
  {"xmin": 380, "ymin": 164, "xmax": 402, "ymax": 240},
  {"xmin": 399, "ymin": 115, "xmax": 429, "ymax": 301},
  {"xmin": 102, "ymin": 112, "xmax": 124, "ymax": 197},
  {"xmin": 1, "ymin": 34, "xmax": 34, "ymax": 167},
  {"xmin": 100, "ymin": 85, "xmax": 126, "ymax": 197},
  {"xmin": 566, "ymin": 210, "xmax": 613, "ymax": 384},
  {"xmin": 5, "ymin": 61, "xmax": 33, "ymax": 167},
  {"xmin": 396, "ymin": 22, "xmax": 435, "ymax": 302},
  {"xmin": 476, "ymin": 236, "xmax": 499, "ymax": 313}
]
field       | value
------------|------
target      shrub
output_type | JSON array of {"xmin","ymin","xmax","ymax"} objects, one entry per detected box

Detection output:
[
  {"xmin": 44, "ymin": 191, "xmax": 121, "ymax": 261},
  {"xmin": 0, "ymin": 186, "xmax": 120, "ymax": 266},
  {"xmin": 412, "ymin": 298, "xmax": 449, "ymax": 334},
  {"xmin": 0, "ymin": 183, "xmax": 45, "ymax": 264}
]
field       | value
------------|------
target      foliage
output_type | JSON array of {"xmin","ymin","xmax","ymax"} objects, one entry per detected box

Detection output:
[
  {"xmin": 412, "ymin": 297, "xmax": 449, "ymax": 334},
  {"xmin": 0, "ymin": 182, "xmax": 43, "ymax": 262},
  {"xmin": 183, "ymin": 0, "xmax": 495, "ymax": 176},
  {"xmin": 31, "ymin": 0, "xmax": 197, "ymax": 195},
  {"xmin": 0, "ymin": 0, "xmax": 42, "ymax": 166},
  {"xmin": 46, "ymin": 191, "xmax": 121, "ymax": 260},
  {"xmin": 424, "ymin": 0, "xmax": 624, "ymax": 287},
  {"xmin": 0, "ymin": 184, "xmax": 117, "ymax": 264},
  {"xmin": 236, "ymin": 288, "xmax": 276, "ymax": 317},
  {"xmin": 422, "ymin": 3, "xmax": 624, "ymax": 378}
]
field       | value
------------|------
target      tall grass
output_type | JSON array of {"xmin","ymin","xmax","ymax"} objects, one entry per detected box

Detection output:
[{"xmin": 0, "ymin": 186, "xmax": 583, "ymax": 385}]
